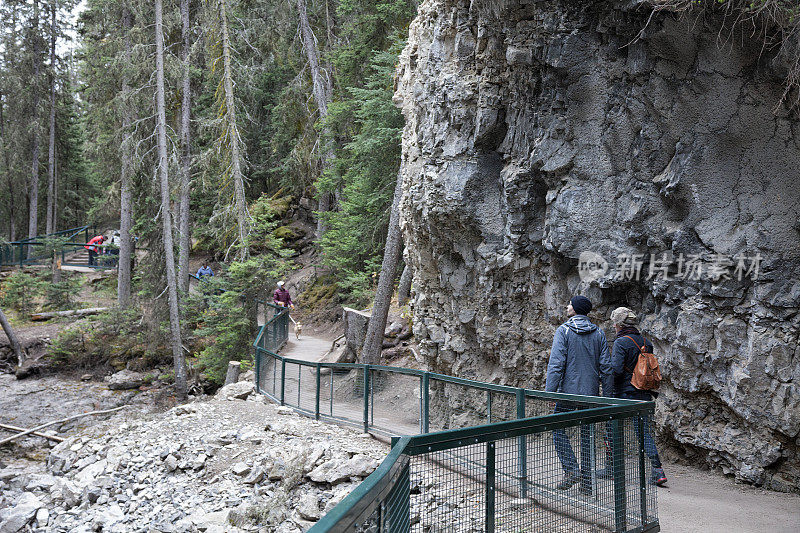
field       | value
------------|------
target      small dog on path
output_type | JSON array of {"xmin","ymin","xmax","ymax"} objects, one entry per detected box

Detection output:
[{"xmin": 294, "ymin": 323, "xmax": 302, "ymax": 340}]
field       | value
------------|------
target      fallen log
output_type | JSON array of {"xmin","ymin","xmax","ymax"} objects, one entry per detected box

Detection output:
[
  {"xmin": 0, "ymin": 406, "xmax": 125, "ymax": 446},
  {"xmin": 29, "ymin": 307, "xmax": 110, "ymax": 321},
  {"xmin": 0, "ymin": 423, "xmax": 64, "ymax": 443}
]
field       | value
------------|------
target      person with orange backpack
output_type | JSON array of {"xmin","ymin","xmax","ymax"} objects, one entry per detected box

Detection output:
[{"xmin": 598, "ymin": 306, "xmax": 667, "ymax": 486}]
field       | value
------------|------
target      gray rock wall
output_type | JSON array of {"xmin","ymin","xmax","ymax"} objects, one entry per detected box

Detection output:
[{"xmin": 395, "ymin": 0, "xmax": 800, "ymax": 490}]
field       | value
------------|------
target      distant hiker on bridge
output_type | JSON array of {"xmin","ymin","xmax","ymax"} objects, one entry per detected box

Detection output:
[
  {"xmin": 272, "ymin": 281, "xmax": 294, "ymax": 309},
  {"xmin": 601, "ymin": 306, "xmax": 667, "ymax": 487},
  {"xmin": 196, "ymin": 263, "xmax": 214, "ymax": 281},
  {"xmin": 84, "ymin": 235, "xmax": 105, "ymax": 266},
  {"xmin": 545, "ymin": 295, "xmax": 612, "ymax": 495}
]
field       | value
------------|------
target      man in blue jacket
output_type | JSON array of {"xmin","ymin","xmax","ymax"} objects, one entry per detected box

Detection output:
[{"xmin": 546, "ymin": 295, "xmax": 612, "ymax": 493}]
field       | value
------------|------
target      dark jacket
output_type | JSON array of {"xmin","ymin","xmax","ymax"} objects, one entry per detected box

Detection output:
[
  {"xmin": 545, "ymin": 315, "xmax": 613, "ymax": 396},
  {"xmin": 273, "ymin": 287, "xmax": 292, "ymax": 306},
  {"xmin": 612, "ymin": 326, "xmax": 656, "ymax": 400}
]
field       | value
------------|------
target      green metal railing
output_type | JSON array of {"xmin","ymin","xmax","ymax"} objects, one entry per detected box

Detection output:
[
  {"xmin": 0, "ymin": 226, "xmax": 126, "ymax": 270},
  {"xmin": 253, "ymin": 319, "xmax": 660, "ymax": 532}
]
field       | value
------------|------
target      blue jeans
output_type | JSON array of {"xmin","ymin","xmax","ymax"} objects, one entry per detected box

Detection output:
[
  {"xmin": 603, "ymin": 413, "xmax": 662, "ymax": 469},
  {"xmin": 553, "ymin": 403, "xmax": 592, "ymax": 490}
]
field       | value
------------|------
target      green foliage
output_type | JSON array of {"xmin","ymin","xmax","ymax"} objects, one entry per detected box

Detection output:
[
  {"xmin": 0, "ymin": 270, "xmax": 43, "ymax": 315},
  {"xmin": 44, "ymin": 273, "xmax": 82, "ymax": 311},
  {"xmin": 318, "ymin": 47, "xmax": 405, "ymax": 299},
  {"xmin": 47, "ymin": 306, "xmax": 145, "ymax": 370},
  {"xmin": 188, "ymin": 205, "xmax": 292, "ymax": 383}
]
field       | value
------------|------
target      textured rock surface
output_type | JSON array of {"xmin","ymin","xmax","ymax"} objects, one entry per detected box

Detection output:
[{"xmin": 396, "ymin": 0, "xmax": 800, "ymax": 489}]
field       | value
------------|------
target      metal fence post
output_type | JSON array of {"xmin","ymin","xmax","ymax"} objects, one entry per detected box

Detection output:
[
  {"xmin": 612, "ymin": 417, "xmax": 627, "ymax": 532},
  {"xmin": 422, "ymin": 372, "xmax": 430, "ymax": 434},
  {"xmin": 362, "ymin": 365, "xmax": 371, "ymax": 433},
  {"xmin": 255, "ymin": 348, "xmax": 261, "ymax": 394},
  {"xmin": 280, "ymin": 358, "xmax": 286, "ymax": 406},
  {"xmin": 638, "ymin": 415, "xmax": 648, "ymax": 524},
  {"xmin": 315, "ymin": 364, "xmax": 321, "ymax": 420},
  {"xmin": 516, "ymin": 388, "xmax": 528, "ymax": 498},
  {"xmin": 485, "ymin": 441, "xmax": 496, "ymax": 533}
]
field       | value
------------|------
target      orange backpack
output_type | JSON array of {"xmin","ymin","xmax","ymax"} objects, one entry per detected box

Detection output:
[{"xmin": 624, "ymin": 336, "xmax": 662, "ymax": 390}]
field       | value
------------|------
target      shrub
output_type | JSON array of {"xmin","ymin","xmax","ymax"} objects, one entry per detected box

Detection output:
[{"xmin": 0, "ymin": 270, "xmax": 43, "ymax": 315}]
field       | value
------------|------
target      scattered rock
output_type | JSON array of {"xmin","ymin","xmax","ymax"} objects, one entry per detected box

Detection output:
[
  {"xmin": 163, "ymin": 454, "xmax": 179, "ymax": 472},
  {"xmin": 0, "ymin": 492, "xmax": 42, "ymax": 533}
]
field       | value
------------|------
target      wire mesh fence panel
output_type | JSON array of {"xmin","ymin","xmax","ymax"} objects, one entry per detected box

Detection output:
[
  {"xmin": 369, "ymin": 369, "xmax": 422, "ymax": 436},
  {"xmin": 383, "ymin": 460, "xmax": 411, "ymax": 532},
  {"xmin": 427, "ymin": 378, "xmax": 493, "ymax": 433},
  {"xmin": 292, "ymin": 362, "xmax": 319, "ymax": 414},
  {"xmin": 257, "ymin": 350, "xmax": 279, "ymax": 398},
  {"xmin": 325, "ymin": 368, "xmax": 367, "ymax": 428},
  {"xmin": 410, "ymin": 443, "xmax": 487, "ymax": 533}
]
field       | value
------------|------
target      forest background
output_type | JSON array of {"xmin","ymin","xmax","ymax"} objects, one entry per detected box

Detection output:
[{"xmin": 0, "ymin": 0, "xmax": 417, "ymax": 396}]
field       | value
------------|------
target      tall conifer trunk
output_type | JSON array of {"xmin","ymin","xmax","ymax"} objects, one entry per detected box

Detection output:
[
  {"xmin": 218, "ymin": 0, "xmax": 248, "ymax": 257},
  {"xmin": 296, "ymin": 0, "xmax": 334, "ymax": 238},
  {"xmin": 28, "ymin": 0, "xmax": 42, "ymax": 253},
  {"xmin": 46, "ymin": 2, "xmax": 56, "ymax": 235},
  {"xmin": 361, "ymin": 172, "xmax": 404, "ymax": 364},
  {"xmin": 118, "ymin": 4, "xmax": 133, "ymax": 307},
  {"xmin": 155, "ymin": 0, "xmax": 188, "ymax": 399},
  {"xmin": 178, "ymin": 0, "xmax": 192, "ymax": 292}
]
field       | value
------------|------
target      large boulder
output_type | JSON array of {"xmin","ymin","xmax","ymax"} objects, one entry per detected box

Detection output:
[{"xmin": 105, "ymin": 369, "xmax": 145, "ymax": 390}]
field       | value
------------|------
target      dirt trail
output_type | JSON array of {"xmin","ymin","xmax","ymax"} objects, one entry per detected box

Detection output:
[{"xmin": 280, "ymin": 332, "xmax": 800, "ymax": 532}]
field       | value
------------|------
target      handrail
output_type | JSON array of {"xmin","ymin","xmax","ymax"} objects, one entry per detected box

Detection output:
[{"xmin": 7, "ymin": 225, "xmax": 90, "ymax": 245}]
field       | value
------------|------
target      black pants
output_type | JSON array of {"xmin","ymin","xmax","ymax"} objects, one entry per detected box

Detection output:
[{"xmin": 88, "ymin": 250, "xmax": 98, "ymax": 266}]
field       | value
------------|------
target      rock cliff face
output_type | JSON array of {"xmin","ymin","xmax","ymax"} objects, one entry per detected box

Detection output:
[{"xmin": 395, "ymin": 0, "xmax": 800, "ymax": 490}]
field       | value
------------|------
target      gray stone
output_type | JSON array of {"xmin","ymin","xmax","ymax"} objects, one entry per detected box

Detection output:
[
  {"xmin": 105, "ymin": 370, "xmax": 145, "ymax": 390},
  {"xmin": 0, "ymin": 492, "xmax": 42, "ymax": 533},
  {"xmin": 342, "ymin": 307, "xmax": 371, "ymax": 362},
  {"xmin": 231, "ymin": 462, "xmax": 250, "ymax": 476},
  {"xmin": 34, "ymin": 508, "xmax": 49, "ymax": 526},
  {"xmin": 307, "ymin": 454, "xmax": 379, "ymax": 484},
  {"xmin": 163, "ymin": 454, "xmax": 179, "ymax": 472},
  {"xmin": 216, "ymin": 381, "xmax": 254, "ymax": 401},
  {"xmin": 296, "ymin": 492, "xmax": 321, "ymax": 521}
]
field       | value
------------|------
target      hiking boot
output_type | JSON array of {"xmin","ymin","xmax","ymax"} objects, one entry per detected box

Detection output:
[
  {"xmin": 595, "ymin": 466, "xmax": 613, "ymax": 479},
  {"xmin": 651, "ymin": 467, "xmax": 667, "ymax": 487},
  {"xmin": 555, "ymin": 472, "xmax": 580, "ymax": 490}
]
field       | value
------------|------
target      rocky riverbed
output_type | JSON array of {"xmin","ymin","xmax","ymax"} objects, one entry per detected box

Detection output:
[{"xmin": 0, "ymin": 379, "xmax": 388, "ymax": 532}]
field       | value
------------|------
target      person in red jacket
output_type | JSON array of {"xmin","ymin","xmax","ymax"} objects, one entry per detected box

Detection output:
[{"xmin": 84, "ymin": 235, "xmax": 105, "ymax": 266}]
